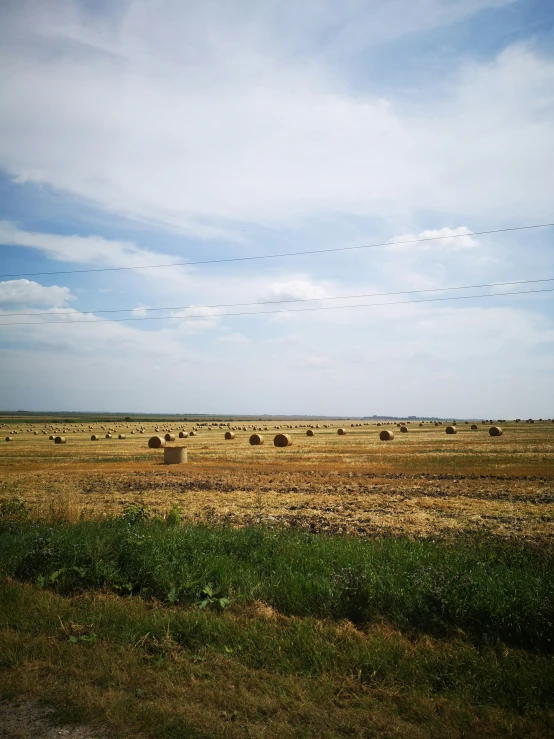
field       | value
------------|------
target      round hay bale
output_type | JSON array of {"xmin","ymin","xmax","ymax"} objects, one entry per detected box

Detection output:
[
  {"xmin": 471, "ymin": 424, "xmax": 478, "ymax": 430},
  {"xmin": 306, "ymin": 429, "xmax": 314, "ymax": 436},
  {"xmin": 164, "ymin": 433, "xmax": 175, "ymax": 442},
  {"xmin": 148, "ymin": 436, "xmax": 165, "ymax": 449},
  {"xmin": 54, "ymin": 436, "xmax": 66, "ymax": 444},
  {"xmin": 400, "ymin": 426, "xmax": 408, "ymax": 433},
  {"xmin": 445, "ymin": 426, "xmax": 457, "ymax": 435},
  {"xmin": 274, "ymin": 433, "xmax": 292, "ymax": 447},
  {"xmin": 164, "ymin": 446, "xmax": 187, "ymax": 465},
  {"xmin": 224, "ymin": 431, "xmax": 235, "ymax": 440},
  {"xmin": 189, "ymin": 430, "xmax": 197, "ymax": 437},
  {"xmin": 249, "ymin": 433, "xmax": 264, "ymax": 446},
  {"xmin": 5, "ymin": 436, "xmax": 13, "ymax": 442},
  {"xmin": 90, "ymin": 434, "xmax": 99, "ymax": 441},
  {"xmin": 33, "ymin": 431, "xmax": 38, "ymax": 435},
  {"xmin": 118, "ymin": 434, "xmax": 126, "ymax": 439},
  {"xmin": 337, "ymin": 428, "xmax": 346, "ymax": 435},
  {"xmin": 49, "ymin": 435, "xmax": 54, "ymax": 440},
  {"xmin": 489, "ymin": 426, "xmax": 503, "ymax": 437},
  {"xmin": 179, "ymin": 431, "xmax": 189, "ymax": 439},
  {"xmin": 105, "ymin": 433, "xmax": 112, "ymax": 439},
  {"xmin": 379, "ymin": 430, "xmax": 394, "ymax": 441}
]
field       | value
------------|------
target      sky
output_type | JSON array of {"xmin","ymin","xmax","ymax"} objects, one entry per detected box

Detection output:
[{"xmin": 0, "ymin": 0, "xmax": 553, "ymax": 417}]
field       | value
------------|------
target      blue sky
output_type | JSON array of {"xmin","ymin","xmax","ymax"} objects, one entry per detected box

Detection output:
[{"xmin": 0, "ymin": 0, "xmax": 553, "ymax": 416}]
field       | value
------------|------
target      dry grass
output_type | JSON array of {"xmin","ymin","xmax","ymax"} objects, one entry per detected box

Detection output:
[
  {"xmin": 1, "ymin": 418, "xmax": 553, "ymax": 543},
  {"xmin": 1, "ymin": 580, "xmax": 553, "ymax": 739},
  {"xmin": 1, "ymin": 416, "xmax": 553, "ymax": 737}
]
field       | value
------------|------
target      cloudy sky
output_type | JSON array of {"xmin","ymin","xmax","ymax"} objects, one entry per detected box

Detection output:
[{"xmin": 0, "ymin": 0, "xmax": 553, "ymax": 417}]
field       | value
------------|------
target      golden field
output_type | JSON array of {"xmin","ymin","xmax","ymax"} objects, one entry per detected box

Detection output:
[{"xmin": 2, "ymin": 417, "xmax": 553, "ymax": 544}]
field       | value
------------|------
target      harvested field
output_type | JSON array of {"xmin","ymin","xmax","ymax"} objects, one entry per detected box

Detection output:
[
  {"xmin": 1, "ymin": 417, "xmax": 553, "ymax": 545},
  {"xmin": 1, "ymin": 415, "xmax": 554, "ymax": 738}
]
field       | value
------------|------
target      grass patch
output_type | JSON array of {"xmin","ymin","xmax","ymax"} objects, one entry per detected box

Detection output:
[
  {"xmin": 1, "ymin": 515, "xmax": 552, "ymax": 652},
  {"xmin": 1, "ymin": 580, "xmax": 553, "ymax": 738}
]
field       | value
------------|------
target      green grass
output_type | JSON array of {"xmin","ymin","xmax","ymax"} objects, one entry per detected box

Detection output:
[
  {"xmin": 1, "ymin": 511, "xmax": 552, "ymax": 653},
  {"xmin": 1, "ymin": 509, "xmax": 553, "ymax": 736},
  {"xmin": 1, "ymin": 579, "xmax": 553, "ymax": 713}
]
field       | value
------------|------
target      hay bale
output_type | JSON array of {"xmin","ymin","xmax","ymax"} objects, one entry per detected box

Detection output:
[
  {"xmin": 54, "ymin": 436, "xmax": 66, "ymax": 444},
  {"xmin": 49, "ymin": 435, "xmax": 54, "ymax": 440},
  {"xmin": 379, "ymin": 430, "xmax": 394, "ymax": 441},
  {"xmin": 179, "ymin": 431, "xmax": 189, "ymax": 439},
  {"xmin": 489, "ymin": 426, "xmax": 503, "ymax": 437},
  {"xmin": 118, "ymin": 434, "xmax": 126, "ymax": 439},
  {"xmin": 306, "ymin": 429, "xmax": 315, "ymax": 436},
  {"xmin": 249, "ymin": 433, "xmax": 264, "ymax": 446},
  {"xmin": 274, "ymin": 433, "xmax": 292, "ymax": 447},
  {"xmin": 445, "ymin": 426, "xmax": 457, "ymax": 435},
  {"xmin": 148, "ymin": 436, "xmax": 165, "ymax": 449},
  {"xmin": 164, "ymin": 446, "xmax": 187, "ymax": 465},
  {"xmin": 164, "ymin": 433, "xmax": 175, "ymax": 442},
  {"xmin": 5, "ymin": 436, "xmax": 13, "ymax": 442},
  {"xmin": 90, "ymin": 434, "xmax": 99, "ymax": 441},
  {"xmin": 471, "ymin": 424, "xmax": 478, "ymax": 430},
  {"xmin": 189, "ymin": 431, "xmax": 197, "ymax": 437},
  {"xmin": 105, "ymin": 433, "xmax": 112, "ymax": 439},
  {"xmin": 400, "ymin": 426, "xmax": 408, "ymax": 433},
  {"xmin": 224, "ymin": 431, "xmax": 235, "ymax": 440},
  {"xmin": 337, "ymin": 428, "xmax": 346, "ymax": 435}
]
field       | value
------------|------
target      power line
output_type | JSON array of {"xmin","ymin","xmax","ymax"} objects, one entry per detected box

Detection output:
[
  {"xmin": 1, "ymin": 286, "xmax": 552, "ymax": 327},
  {"xmin": 1, "ymin": 221, "xmax": 553, "ymax": 279},
  {"xmin": 1, "ymin": 276, "xmax": 552, "ymax": 318}
]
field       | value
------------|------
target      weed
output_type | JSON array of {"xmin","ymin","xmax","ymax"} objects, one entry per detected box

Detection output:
[{"xmin": 121, "ymin": 502, "xmax": 150, "ymax": 525}]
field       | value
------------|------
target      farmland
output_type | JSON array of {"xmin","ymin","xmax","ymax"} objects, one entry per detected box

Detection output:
[
  {"xmin": 1, "ymin": 417, "xmax": 553, "ymax": 543},
  {"xmin": 1, "ymin": 415, "xmax": 553, "ymax": 738}
]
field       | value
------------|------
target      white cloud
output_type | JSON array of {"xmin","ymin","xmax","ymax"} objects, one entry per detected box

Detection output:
[
  {"xmin": 168, "ymin": 305, "xmax": 224, "ymax": 331},
  {"xmin": 388, "ymin": 226, "xmax": 480, "ymax": 252},
  {"xmin": 0, "ymin": 221, "xmax": 194, "ymax": 286},
  {"xmin": 0, "ymin": 5, "xmax": 551, "ymax": 233},
  {"xmin": 0, "ymin": 1, "xmax": 553, "ymax": 418},
  {"xmin": 259, "ymin": 278, "xmax": 332, "ymax": 303},
  {"xmin": 219, "ymin": 332, "xmax": 250, "ymax": 344},
  {"xmin": 130, "ymin": 307, "xmax": 150, "ymax": 317},
  {"xmin": 295, "ymin": 354, "xmax": 332, "ymax": 368},
  {"xmin": 2, "ymin": 299, "xmax": 552, "ymax": 417},
  {"xmin": 0, "ymin": 221, "xmax": 170, "ymax": 269},
  {"xmin": 0, "ymin": 279, "xmax": 74, "ymax": 308}
]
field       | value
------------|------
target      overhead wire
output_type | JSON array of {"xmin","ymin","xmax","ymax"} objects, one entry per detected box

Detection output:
[
  {"xmin": 0, "ymin": 276, "xmax": 552, "ymax": 318},
  {"xmin": 1, "ymin": 286, "xmax": 552, "ymax": 326},
  {"xmin": 1, "ymin": 221, "xmax": 553, "ymax": 279}
]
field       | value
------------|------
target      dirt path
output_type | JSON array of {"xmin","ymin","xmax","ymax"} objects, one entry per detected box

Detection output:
[{"xmin": 0, "ymin": 701, "xmax": 107, "ymax": 739}]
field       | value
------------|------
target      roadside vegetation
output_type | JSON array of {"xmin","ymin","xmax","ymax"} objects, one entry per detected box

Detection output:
[{"xmin": 1, "ymin": 499, "xmax": 553, "ymax": 737}]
